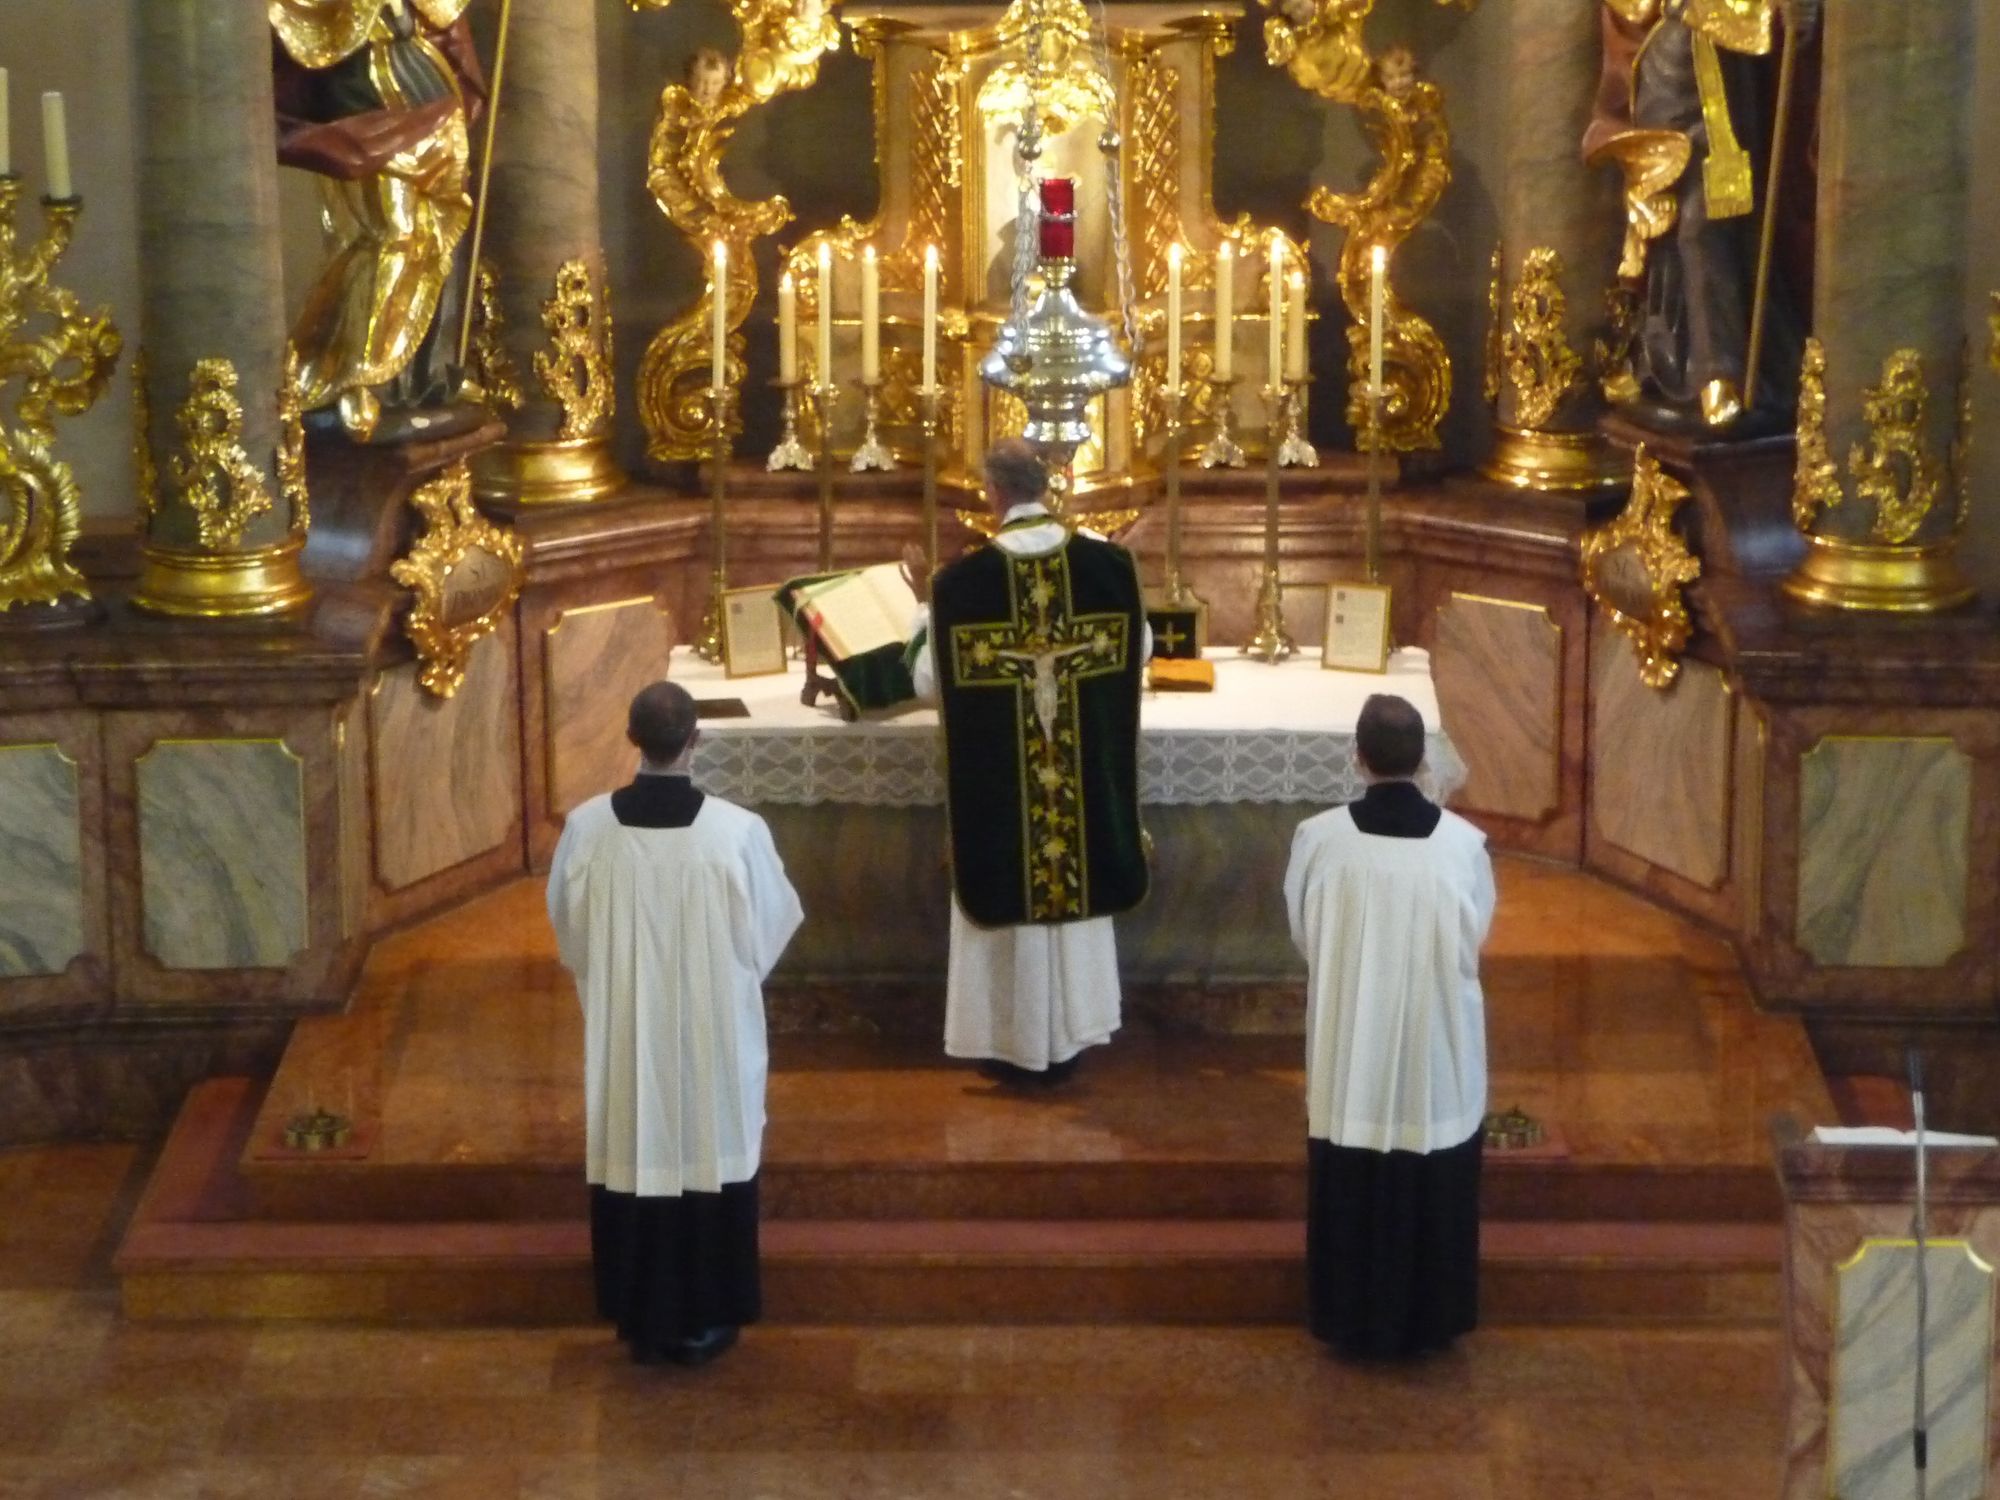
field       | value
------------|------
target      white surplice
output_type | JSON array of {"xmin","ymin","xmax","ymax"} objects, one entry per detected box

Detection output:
[
  {"xmin": 547, "ymin": 795, "xmax": 803, "ymax": 1196},
  {"xmin": 1283, "ymin": 803, "xmax": 1497, "ymax": 1153},
  {"xmin": 909, "ymin": 501, "xmax": 1148, "ymax": 1071}
]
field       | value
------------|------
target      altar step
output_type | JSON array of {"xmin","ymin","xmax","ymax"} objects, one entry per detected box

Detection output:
[{"xmin": 117, "ymin": 1080, "xmax": 1782, "ymax": 1327}]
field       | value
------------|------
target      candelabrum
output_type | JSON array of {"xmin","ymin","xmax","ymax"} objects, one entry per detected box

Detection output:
[
  {"xmin": 1241, "ymin": 383, "xmax": 1296, "ymax": 664},
  {"xmin": 765, "ymin": 378, "xmax": 811, "ymax": 472},
  {"xmin": 1161, "ymin": 385, "xmax": 1192, "ymax": 606},
  {"xmin": 1276, "ymin": 377, "xmax": 1317, "ymax": 469},
  {"xmin": 0, "ymin": 177, "xmax": 120, "ymax": 624},
  {"xmin": 694, "ymin": 385, "xmax": 728, "ymax": 664},
  {"xmin": 919, "ymin": 385, "xmax": 942, "ymax": 574},
  {"xmin": 1364, "ymin": 387, "xmax": 1385, "ymax": 589},
  {"xmin": 1196, "ymin": 374, "xmax": 1246, "ymax": 469},
  {"xmin": 812, "ymin": 379, "xmax": 837, "ymax": 573},
  {"xmin": 850, "ymin": 379, "xmax": 894, "ymax": 473}
]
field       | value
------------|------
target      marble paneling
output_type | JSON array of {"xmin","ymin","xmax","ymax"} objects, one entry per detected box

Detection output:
[
  {"xmin": 1797, "ymin": 737, "xmax": 1970, "ymax": 969},
  {"xmin": 0, "ymin": 745, "xmax": 85, "ymax": 978},
  {"xmin": 1733, "ymin": 701, "xmax": 1767, "ymax": 945},
  {"xmin": 1590, "ymin": 631, "xmax": 1733, "ymax": 889},
  {"xmin": 369, "ymin": 624, "xmax": 523, "ymax": 894},
  {"xmin": 334, "ymin": 706, "xmax": 368, "ymax": 942},
  {"xmin": 543, "ymin": 595, "xmax": 674, "ymax": 817},
  {"xmin": 1433, "ymin": 594, "xmax": 1561, "ymax": 824},
  {"xmin": 136, "ymin": 740, "xmax": 309, "ymax": 971},
  {"xmin": 1832, "ymin": 1240, "xmax": 1992, "ymax": 1499}
]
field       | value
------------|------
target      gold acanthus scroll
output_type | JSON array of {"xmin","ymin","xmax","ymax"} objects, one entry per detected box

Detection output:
[
  {"xmin": 629, "ymin": 0, "xmax": 840, "ymax": 464},
  {"xmin": 1261, "ymin": 2, "xmax": 1467, "ymax": 452}
]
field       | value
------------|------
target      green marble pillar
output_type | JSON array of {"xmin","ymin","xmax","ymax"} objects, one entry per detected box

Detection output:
[
  {"xmin": 1483, "ymin": 0, "xmax": 1625, "ymax": 494},
  {"xmin": 129, "ymin": 0, "xmax": 310, "ymax": 618},
  {"xmin": 1785, "ymin": 0, "xmax": 1976, "ymax": 612}
]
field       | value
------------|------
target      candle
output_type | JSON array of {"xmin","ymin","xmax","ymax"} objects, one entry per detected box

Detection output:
[
  {"xmin": 1369, "ymin": 244, "xmax": 1387, "ymax": 398},
  {"xmin": 41, "ymin": 91, "xmax": 69, "ymax": 199},
  {"xmin": 709, "ymin": 240, "xmax": 727, "ymax": 393},
  {"xmin": 860, "ymin": 245, "xmax": 880, "ymax": 385},
  {"xmin": 1166, "ymin": 243, "xmax": 1182, "ymax": 398},
  {"xmin": 0, "ymin": 70, "xmax": 11, "ymax": 178},
  {"xmin": 922, "ymin": 244, "xmax": 939, "ymax": 393},
  {"xmin": 1213, "ymin": 242, "xmax": 1233, "ymax": 382},
  {"xmin": 1267, "ymin": 235, "xmax": 1284, "ymax": 388},
  {"xmin": 816, "ymin": 242, "xmax": 832, "ymax": 387},
  {"xmin": 777, "ymin": 270, "xmax": 797, "ymax": 385},
  {"xmin": 1286, "ymin": 271, "xmax": 1307, "ymax": 383}
]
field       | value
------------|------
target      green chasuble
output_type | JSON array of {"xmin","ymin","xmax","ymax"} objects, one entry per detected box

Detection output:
[{"xmin": 931, "ymin": 526, "xmax": 1148, "ymax": 926}]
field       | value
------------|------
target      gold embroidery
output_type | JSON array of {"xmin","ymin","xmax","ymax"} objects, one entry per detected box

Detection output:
[{"xmin": 950, "ymin": 551, "xmax": 1130, "ymax": 920}]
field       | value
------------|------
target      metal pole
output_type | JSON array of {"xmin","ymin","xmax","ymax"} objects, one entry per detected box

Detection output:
[
  {"xmin": 456, "ymin": 0, "xmax": 514, "ymax": 366},
  {"xmin": 1741, "ymin": 0, "xmax": 1800, "ymax": 414}
]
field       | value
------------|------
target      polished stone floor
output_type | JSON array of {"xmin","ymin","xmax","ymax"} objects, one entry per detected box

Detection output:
[
  {"xmin": 3, "ymin": 1141, "xmax": 1784, "ymax": 1498},
  {"xmin": 257, "ymin": 856, "xmax": 1834, "ymax": 1185}
]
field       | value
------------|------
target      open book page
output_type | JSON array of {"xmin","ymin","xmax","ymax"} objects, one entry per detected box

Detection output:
[
  {"xmin": 799, "ymin": 562, "xmax": 918, "ymax": 660},
  {"xmin": 1812, "ymin": 1126, "xmax": 1999, "ymax": 1148}
]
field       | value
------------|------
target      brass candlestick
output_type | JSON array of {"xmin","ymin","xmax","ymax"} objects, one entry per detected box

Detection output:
[
  {"xmin": 1365, "ymin": 387, "xmax": 1384, "ymax": 586},
  {"xmin": 1241, "ymin": 383, "xmax": 1295, "ymax": 663},
  {"xmin": 1277, "ymin": 377, "xmax": 1317, "ymax": 468},
  {"xmin": 919, "ymin": 385, "xmax": 942, "ymax": 574},
  {"xmin": 1197, "ymin": 373, "xmax": 1246, "ymax": 469},
  {"xmin": 812, "ymin": 379, "xmax": 837, "ymax": 572},
  {"xmin": 694, "ymin": 384, "xmax": 728, "ymax": 664},
  {"xmin": 1162, "ymin": 384, "xmax": 1191, "ymax": 605},
  {"xmin": 766, "ymin": 377, "xmax": 811, "ymax": 471},
  {"xmin": 0, "ymin": 178, "xmax": 120, "ymax": 624},
  {"xmin": 850, "ymin": 378, "xmax": 893, "ymax": 473}
]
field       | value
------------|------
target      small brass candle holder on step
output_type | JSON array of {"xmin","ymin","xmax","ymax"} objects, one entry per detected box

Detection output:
[
  {"xmin": 282, "ymin": 1106, "xmax": 353, "ymax": 1152},
  {"xmin": 1276, "ymin": 376, "xmax": 1317, "ymax": 469},
  {"xmin": 765, "ymin": 377, "xmax": 811, "ymax": 472},
  {"xmin": 695, "ymin": 384, "xmax": 729, "ymax": 664},
  {"xmin": 1197, "ymin": 373, "xmax": 1246, "ymax": 469},
  {"xmin": 1241, "ymin": 382, "xmax": 1295, "ymax": 664},
  {"xmin": 850, "ymin": 378, "xmax": 894, "ymax": 473},
  {"xmin": 812, "ymin": 378, "xmax": 837, "ymax": 573}
]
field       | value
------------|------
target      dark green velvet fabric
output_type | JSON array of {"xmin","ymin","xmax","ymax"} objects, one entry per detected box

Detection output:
[
  {"xmin": 930, "ymin": 534, "xmax": 1147, "ymax": 927},
  {"xmin": 773, "ymin": 574, "xmax": 916, "ymax": 714}
]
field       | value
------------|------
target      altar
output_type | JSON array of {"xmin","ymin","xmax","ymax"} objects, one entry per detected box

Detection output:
[{"xmin": 673, "ymin": 645, "xmax": 1463, "ymax": 987}]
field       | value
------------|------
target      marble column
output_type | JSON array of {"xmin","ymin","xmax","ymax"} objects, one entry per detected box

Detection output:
[
  {"xmin": 128, "ymin": 0, "xmax": 310, "ymax": 619},
  {"xmin": 1784, "ymin": 0, "xmax": 1976, "ymax": 612},
  {"xmin": 1482, "ymin": 0, "xmax": 1626, "ymax": 494},
  {"xmin": 467, "ymin": 0, "xmax": 623, "ymax": 506}
]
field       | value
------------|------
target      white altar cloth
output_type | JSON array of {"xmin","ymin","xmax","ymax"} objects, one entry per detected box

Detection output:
[{"xmin": 677, "ymin": 646, "xmax": 1464, "ymax": 808}]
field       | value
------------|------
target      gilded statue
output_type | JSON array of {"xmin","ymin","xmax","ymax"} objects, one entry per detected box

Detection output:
[
  {"xmin": 1584, "ymin": 0, "xmax": 1818, "ymax": 434},
  {"xmin": 630, "ymin": 0, "xmax": 841, "ymax": 462},
  {"xmin": 271, "ymin": 0, "xmax": 488, "ymax": 443},
  {"xmin": 1261, "ymin": 1, "xmax": 1461, "ymax": 452}
]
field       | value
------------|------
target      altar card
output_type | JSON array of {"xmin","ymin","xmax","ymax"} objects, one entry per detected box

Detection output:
[
  {"xmin": 722, "ymin": 585, "xmax": 788, "ymax": 678},
  {"xmin": 1322, "ymin": 584, "xmax": 1391, "ymax": 674}
]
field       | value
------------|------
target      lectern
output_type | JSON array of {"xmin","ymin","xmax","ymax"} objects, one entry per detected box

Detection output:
[{"xmin": 1777, "ymin": 1121, "xmax": 1998, "ymax": 1499}]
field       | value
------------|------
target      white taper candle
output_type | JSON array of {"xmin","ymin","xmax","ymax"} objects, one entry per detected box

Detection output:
[
  {"xmin": 816, "ymin": 242, "xmax": 832, "ymax": 387},
  {"xmin": 777, "ymin": 270, "xmax": 797, "ymax": 384},
  {"xmin": 1166, "ymin": 243, "xmax": 1183, "ymax": 397},
  {"xmin": 1267, "ymin": 235, "xmax": 1284, "ymax": 389},
  {"xmin": 41, "ymin": 91, "xmax": 69, "ymax": 199},
  {"xmin": 1286, "ymin": 271, "xmax": 1307, "ymax": 383},
  {"xmin": 1369, "ymin": 244, "xmax": 1387, "ymax": 399},
  {"xmin": 860, "ymin": 245, "xmax": 880, "ymax": 384},
  {"xmin": 922, "ymin": 244, "xmax": 939, "ymax": 393},
  {"xmin": 710, "ymin": 240, "xmax": 727, "ymax": 394},
  {"xmin": 0, "ymin": 71, "xmax": 11, "ymax": 178},
  {"xmin": 1213, "ymin": 242, "xmax": 1233, "ymax": 382}
]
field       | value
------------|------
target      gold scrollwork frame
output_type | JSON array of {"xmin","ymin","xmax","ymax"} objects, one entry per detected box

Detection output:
[
  {"xmin": 629, "ymin": 0, "xmax": 842, "ymax": 463},
  {"xmin": 1261, "ymin": 1, "xmax": 1466, "ymax": 452},
  {"xmin": 1580, "ymin": 444, "xmax": 1701, "ymax": 689},
  {"xmin": 387, "ymin": 459, "xmax": 526, "ymax": 698},
  {"xmin": 535, "ymin": 258, "xmax": 615, "ymax": 441}
]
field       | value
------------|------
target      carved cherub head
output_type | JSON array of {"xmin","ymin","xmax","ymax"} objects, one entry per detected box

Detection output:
[
  {"xmin": 1377, "ymin": 45, "xmax": 1421, "ymax": 100},
  {"xmin": 685, "ymin": 47, "xmax": 731, "ymax": 108},
  {"xmin": 1277, "ymin": 0, "xmax": 1319, "ymax": 28}
]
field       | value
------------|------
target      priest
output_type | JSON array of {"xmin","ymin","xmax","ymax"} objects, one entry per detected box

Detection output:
[
  {"xmin": 905, "ymin": 438, "xmax": 1150, "ymax": 1084},
  {"xmin": 1283, "ymin": 694, "xmax": 1496, "ymax": 1358},
  {"xmin": 546, "ymin": 681, "xmax": 804, "ymax": 1366}
]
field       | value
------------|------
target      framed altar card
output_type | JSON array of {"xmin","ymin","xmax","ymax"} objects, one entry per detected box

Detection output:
[
  {"xmin": 1142, "ymin": 589, "xmax": 1208, "ymax": 660},
  {"xmin": 721, "ymin": 585, "xmax": 788, "ymax": 678},
  {"xmin": 1322, "ymin": 584, "xmax": 1392, "ymax": 674}
]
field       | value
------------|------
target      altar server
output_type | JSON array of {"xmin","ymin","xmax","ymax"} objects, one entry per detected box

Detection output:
[
  {"xmin": 905, "ymin": 438, "xmax": 1150, "ymax": 1084},
  {"xmin": 547, "ymin": 681, "xmax": 803, "ymax": 1366},
  {"xmin": 1283, "ymin": 694, "xmax": 1496, "ymax": 1358}
]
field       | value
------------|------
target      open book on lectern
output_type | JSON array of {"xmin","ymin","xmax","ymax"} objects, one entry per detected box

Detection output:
[{"xmin": 775, "ymin": 562, "xmax": 921, "ymax": 714}]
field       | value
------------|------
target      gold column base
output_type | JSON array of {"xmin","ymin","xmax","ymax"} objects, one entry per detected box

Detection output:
[
  {"xmin": 1481, "ymin": 425, "xmax": 1629, "ymax": 493},
  {"xmin": 470, "ymin": 436, "xmax": 624, "ymax": 506},
  {"xmin": 129, "ymin": 536, "xmax": 313, "ymax": 619},
  {"xmin": 1781, "ymin": 534, "xmax": 1977, "ymax": 614}
]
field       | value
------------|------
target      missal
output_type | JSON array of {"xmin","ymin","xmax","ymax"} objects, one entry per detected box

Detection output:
[{"xmin": 774, "ymin": 563, "xmax": 921, "ymax": 715}]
